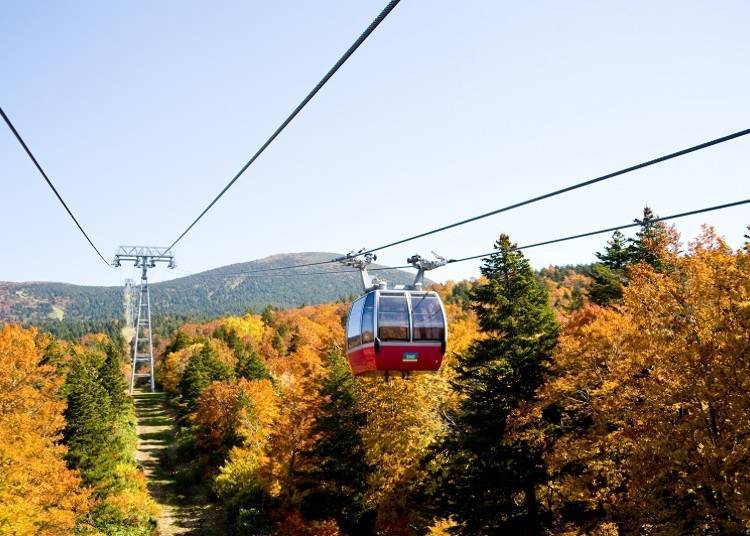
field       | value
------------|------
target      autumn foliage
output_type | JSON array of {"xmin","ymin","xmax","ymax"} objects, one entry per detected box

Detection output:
[
  {"xmin": 518, "ymin": 226, "xmax": 750, "ymax": 534},
  {"xmin": 0, "ymin": 325, "xmax": 90, "ymax": 535},
  {"xmin": 6, "ymin": 208, "xmax": 744, "ymax": 535},
  {"xmin": 0, "ymin": 325, "xmax": 158, "ymax": 535},
  {"xmin": 155, "ymin": 215, "xmax": 750, "ymax": 535}
]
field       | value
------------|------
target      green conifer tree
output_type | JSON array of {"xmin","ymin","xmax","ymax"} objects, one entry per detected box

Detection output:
[
  {"xmin": 40, "ymin": 337, "xmax": 70, "ymax": 372},
  {"xmin": 164, "ymin": 330, "xmax": 191, "ymax": 356},
  {"xmin": 567, "ymin": 284, "xmax": 585, "ymax": 312},
  {"xmin": 627, "ymin": 206, "xmax": 673, "ymax": 269},
  {"xmin": 235, "ymin": 344, "xmax": 271, "ymax": 381},
  {"xmin": 271, "ymin": 331, "xmax": 286, "ymax": 356},
  {"xmin": 63, "ymin": 339, "xmax": 155, "ymax": 532},
  {"xmin": 301, "ymin": 345, "xmax": 374, "ymax": 535},
  {"xmin": 590, "ymin": 207, "xmax": 676, "ymax": 306},
  {"xmin": 64, "ymin": 356, "xmax": 121, "ymax": 492},
  {"xmin": 98, "ymin": 341, "xmax": 129, "ymax": 417},
  {"xmin": 287, "ymin": 326, "xmax": 301, "ymax": 354},
  {"xmin": 596, "ymin": 230, "xmax": 630, "ymax": 269},
  {"xmin": 432, "ymin": 234, "xmax": 558, "ymax": 535},
  {"xmin": 589, "ymin": 230, "xmax": 632, "ymax": 305},
  {"xmin": 261, "ymin": 305, "xmax": 276, "ymax": 327},
  {"xmin": 213, "ymin": 326, "xmax": 271, "ymax": 381},
  {"xmin": 588, "ymin": 264, "xmax": 624, "ymax": 305},
  {"xmin": 179, "ymin": 342, "xmax": 234, "ymax": 409}
]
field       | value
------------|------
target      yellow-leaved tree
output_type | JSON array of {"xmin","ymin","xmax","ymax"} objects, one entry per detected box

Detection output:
[
  {"xmin": 516, "ymin": 227, "xmax": 750, "ymax": 534},
  {"xmin": 213, "ymin": 378, "xmax": 280, "ymax": 498},
  {"xmin": 0, "ymin": 325, "xmax": 90, "ymax": 535},
  {"xmin": 161, "ymin": 342, "xmax": 205, "ymax": 395},
  {"xmin": 359, "ymin": 374, "xmax": 450, "ymax": 533}
]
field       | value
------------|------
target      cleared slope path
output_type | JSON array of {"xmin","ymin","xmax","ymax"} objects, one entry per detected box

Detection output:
[{"xmin": 133, "ymin": 391, "xmax": 220, "ymax": 535}]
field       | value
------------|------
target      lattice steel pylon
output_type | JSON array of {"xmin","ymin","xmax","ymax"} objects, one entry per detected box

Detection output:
[
  {"xmin": 113, "ymin": 247, "xmax": 176, "ymax": 393},
  {"xmin": 123, "ymin": 279, "xmax": 136, "ymax": 332}
]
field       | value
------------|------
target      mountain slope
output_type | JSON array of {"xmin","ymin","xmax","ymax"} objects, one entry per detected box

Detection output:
[{"xmin": 0, "ymin": 252, "xmax": 422, "ymax": 324}]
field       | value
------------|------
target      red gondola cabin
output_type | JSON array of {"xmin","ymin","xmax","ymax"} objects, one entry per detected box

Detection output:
[{"xmin": 346, "ymin": 289, "xmax": 447, "ymax": 375}]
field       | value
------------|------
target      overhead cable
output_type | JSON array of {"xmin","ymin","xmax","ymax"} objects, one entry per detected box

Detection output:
[
  {"xmin": 0, "ymin": 106, "xmax": 111, "ymax": 266},
  {"xmin": 188, "ymin": 128, "xmax": 750, "ymax": 275},
  {"xmin": 359, "ymin": 128, "xmax": 750, "ymax": 256},
  {"xmin": 448, "ymin": 198, "xmax": 750, "ymax": 264},
  {"xmin": 168, "ymin": 264, "xmax": 411, "ymax": 281},
  {"xmin": 169, "ymin": 198, "xmax": 749, "ymax": 280},
  {"xmin": 162, "ymin": 0, "xmax": 401, "ymax": 256}
]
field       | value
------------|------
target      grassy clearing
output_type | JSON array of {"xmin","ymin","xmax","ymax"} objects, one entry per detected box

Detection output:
[{"xmin": 133, "ymin": 392, "xmax": 225, "ymax": 535}]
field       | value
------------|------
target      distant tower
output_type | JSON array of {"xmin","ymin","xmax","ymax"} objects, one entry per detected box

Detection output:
[
  {"xmin": 113, "ymin": 247, "xmax": 176, "ymax": 393},
  {"xmin": 123, "ymin": 279, "xmax": 136, "ymax": 332}
]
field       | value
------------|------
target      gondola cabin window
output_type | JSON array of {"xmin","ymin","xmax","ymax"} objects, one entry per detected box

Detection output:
[
  {"xmin": 411, "ymin": 293, "xmax": 445, "ymax": 340},
  {"xmin": 361, "ymin": 292, "xmax": 375, "ymax": 344},
  {"xmin": 347, "ymin": 296, "xmax": 365, "ymax": 348},
  {"xmin": 378, "ymin": 292, "xmax": 410, "ymax": 341}
]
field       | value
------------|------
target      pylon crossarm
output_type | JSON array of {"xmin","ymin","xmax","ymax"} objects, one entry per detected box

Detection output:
[{"xmin": 114, "ymin": 246, "xmax": 176, "ymax": 394}]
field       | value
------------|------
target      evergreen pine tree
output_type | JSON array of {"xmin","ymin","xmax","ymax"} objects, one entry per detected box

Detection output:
[
  {"xmin": 287, "ymin": 326, "xmax": 301, "ymax": 354},
  {"xmin": 567, "ymin": 285, "xmax": 585, "ymax": 312},
  {"xmin": 98, "ymin": 341, "xmax": 129, "ymax": 417},
  {"xmin": 301, "ymin": 345, "xmax": 374, "ymax": 535},
  {"xmin": 40, "ymin": 337, "xmax": 70, "ymax": 372},
  {"xmin": 64, "ymin": 356, "xmax": 122, "ymax": 492},
  {"xmin": 212, "ymin": 324, "xmax": 241, "ymax": 349},
  {"xmin": 164, "ymin": 330, "xmax": 191, "ymax": 356},
  {"xmin": 179, "ymin": 343, "xmax": 234, "ymax": 409},
  {"xmin": 271, "ymin": 331, "xmax": 286, "ymax": 355},
  {"xmin": 235, "ymin": 344, "xmax": 271, "ymax": 381},
  {"xmin": 432, "ymin": 234, "xmax": 558, "ymax": 535},
  {"xmin": 261, "ymin": 305, "xmax": 276, "ymax": 327},
  {"xmin": 627, "ymin": 206, "xmax": 672, "ymax": 269},
  {"xmin": 588, "ymin": 264, "xmax": 624, "ymax": 305},
  {"xmin": 589, "ymin": 230, "xmax": 630, "ymax": 305},
  {"xmin": 589, "ymin": 209, "xmax": 673, "ymax": 305},
  {"xmin": 214, "ymin": 326, "xmax": 271, "ymax": 381},
  {"xmin": 596, "ymin": 230, "xmax": 630, "ymax": 269}
]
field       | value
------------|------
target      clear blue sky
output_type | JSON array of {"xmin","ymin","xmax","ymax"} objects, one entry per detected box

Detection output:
[{"xmin": 2, "ymin": 1, "xmax": 748, "ymax": 286}]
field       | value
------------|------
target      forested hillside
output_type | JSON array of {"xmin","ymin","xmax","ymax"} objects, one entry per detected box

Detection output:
[
  {"xmin": 145, "ymin": 216, "xmax": 750, "ymax": 535},
  {"xmin": 3, "ymin": 0, "xmax": 747, "ymax": 533},
  {"xmin": 0, "ymin": 326, "xmax": 158, "ymax": 534},
  {"xmin": 3, "ymin": 213, "xmax": 750, "ymax": 535},
  {"xmin": 0, "ymin": 252, "xmax": 420, "ymax": 324}
]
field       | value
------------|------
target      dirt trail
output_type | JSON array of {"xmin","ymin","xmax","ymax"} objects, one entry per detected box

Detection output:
[{"xmin": 133, "ymin": 391, "xmax": 220, "ymax": 535}]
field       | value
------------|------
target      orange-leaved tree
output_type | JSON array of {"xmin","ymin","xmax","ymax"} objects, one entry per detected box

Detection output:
[
  {"xmin": 193, "ymin": 378, "xmax": 276, "ymax": 454},
  {"xmin": 0, "ymin": 325, "xmax": 90, "ymax": 534},
  {"xmin": 359, "ymin": 373, "xmax": 451, "ymax": 533},
  {"xmin": 213, "ymin": 378, "xmax": 280, "ymax": 498},
  {"xmin": 518, "ymin": 226, "xmax": 750, "ymax": 534}
]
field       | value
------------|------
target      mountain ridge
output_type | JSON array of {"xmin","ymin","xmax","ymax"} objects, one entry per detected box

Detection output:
[{"xmin": 0, "ymin": 252, "xmax": 424, "ymax": 324}]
